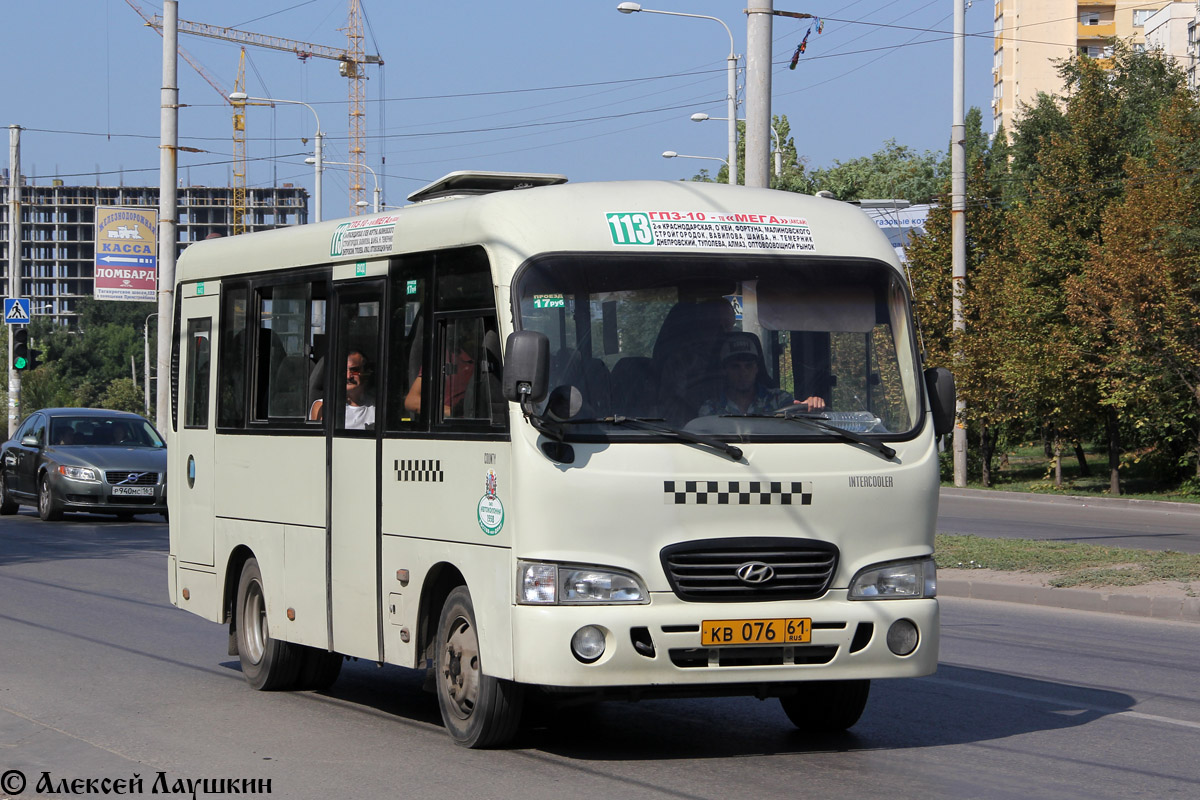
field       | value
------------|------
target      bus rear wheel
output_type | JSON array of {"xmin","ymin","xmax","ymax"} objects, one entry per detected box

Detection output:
[
  {"xmin": 435, "ymin": 586, "xmax": 524, "ymax": 748},
  {"xmin": 235, "ymin": 558, "xmax": 302, "ymax": 691},
  {"xmin": 779, "ymin": 679, "xmax": 870, "ymax": 733}
]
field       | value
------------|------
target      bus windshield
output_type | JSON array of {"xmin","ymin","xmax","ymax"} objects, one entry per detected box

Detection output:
[{"xmin": 514, "ymin": 254, "xmax": 922, "ymax": 441}]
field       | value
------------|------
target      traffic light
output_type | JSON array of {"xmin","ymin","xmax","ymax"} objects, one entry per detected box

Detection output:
[{"xmin": 12, "ymin": 328, "xmax": 29, "ymax": 370}]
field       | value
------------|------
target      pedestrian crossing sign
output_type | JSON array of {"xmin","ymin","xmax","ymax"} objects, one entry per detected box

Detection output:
[{"xmin": 3, "ymin": 298, "xmax": 30, "ymax": 324}]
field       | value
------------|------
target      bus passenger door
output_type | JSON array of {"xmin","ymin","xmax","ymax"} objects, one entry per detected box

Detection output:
[
  {"xmin": 327, "ymin": 282, "xmax": 385, "ymax": 661},
  {"xmin": 175, "ymin": 292, "xmax": 218, "ymax": 567}
]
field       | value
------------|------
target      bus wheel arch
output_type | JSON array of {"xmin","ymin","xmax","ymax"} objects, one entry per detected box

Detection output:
[{"xmin": 416, "ymin": 562, "xmax": 467, "ymax": 671}]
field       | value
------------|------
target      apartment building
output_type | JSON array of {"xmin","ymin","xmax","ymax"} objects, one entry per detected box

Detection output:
[
  {"xmin": 0, "ymin": 179, "xmax": 308, "ymax": 326},
  {"xmin": 992, "ymin": 1, "xmax": 1192, "ymax": 136}
]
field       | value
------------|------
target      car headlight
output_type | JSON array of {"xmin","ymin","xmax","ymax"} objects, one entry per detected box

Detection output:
[
  {"xmin": 848, "ymin": 557, "xmax": 937, "ymax": 600},
  {"xmin": 517, "ymin": 561, "xmax": 649, "ymax": 605},
  {"xmin": 57, "ymin": 465, "xmax": 99, "ymax": 482}
]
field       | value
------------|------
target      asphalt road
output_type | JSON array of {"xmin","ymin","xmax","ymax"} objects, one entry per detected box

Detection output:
[
  {"xmin": 938, "ymin": 488, "xmax": 1200, "ymax": 553},
  {"xmin": 2, "ymin": 509, "xmax": 1198, "ymax": 799}
]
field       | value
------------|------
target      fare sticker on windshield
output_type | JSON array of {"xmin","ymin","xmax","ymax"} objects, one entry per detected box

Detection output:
[{"xmin": 606, "ymin": 211, "xmax": 815, "ymax": 251}]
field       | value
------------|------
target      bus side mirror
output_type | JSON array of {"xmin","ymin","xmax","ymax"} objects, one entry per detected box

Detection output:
[
  {"xmin": 502, "ymin": 330, "xmax": 550, "ymax": 405},
  {"xmin": 924, "ymin": 367, "xmax": 956, "ymax": 437}
]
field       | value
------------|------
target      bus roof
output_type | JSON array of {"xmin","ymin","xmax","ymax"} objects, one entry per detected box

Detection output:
[{"xmin": 174, "ymin": 178, "xmax": 903, "ymax": 286}]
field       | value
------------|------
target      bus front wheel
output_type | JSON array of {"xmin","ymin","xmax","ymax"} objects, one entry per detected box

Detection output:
[
  {"xmin": 434, "ymin": 586, "xmax": 524, "ymax": 748},
  {"xmin": 235, "ymin": 558, "xmax": 302, "ymax": 691},
  {"xmin": 779, "ymin": 679, "xmax": 870, "ymax": 733}
]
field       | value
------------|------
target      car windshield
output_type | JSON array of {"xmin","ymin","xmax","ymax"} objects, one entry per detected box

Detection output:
[
  {"xmin": 514, "ymin": 254, "xmax": 921, "ymax": 442},
  {"xmin": 50, "ymin": 417, "xmax": 165, "ymax": 448}
]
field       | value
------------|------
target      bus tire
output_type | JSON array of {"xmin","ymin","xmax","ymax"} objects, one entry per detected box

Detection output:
[
  {"xmin": 779, "ymin": 679, "xmax": 870, "ymax": 733},
  {"xmin": 435, "ymin": 586, "xmax": 524, "ymax": 748},
  {"xmin": 298, "ymin": 647, "xmax": 343, "ymax": 691},
  {"xmin": 235, "ymin": 558, "xmax": 302, "ymax": 691}
]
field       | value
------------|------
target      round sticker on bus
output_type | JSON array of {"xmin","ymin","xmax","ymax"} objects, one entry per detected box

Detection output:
[{"xmin": 478, "ymin": 469, "xmax": 504, "ymax": 535}]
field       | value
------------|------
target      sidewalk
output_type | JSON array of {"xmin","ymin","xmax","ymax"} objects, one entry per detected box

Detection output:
[
  {"xmin": 938, "ymin": 569, "xmax": 1200, "ymax": 624},
  {"xmin": 937, "ymin": 487, "xmax": 1200, "ymax": 624}
]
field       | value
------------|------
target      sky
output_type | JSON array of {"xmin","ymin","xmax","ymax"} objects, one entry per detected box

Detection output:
[{"xmin": 0, "ymin": 1, "xmax": 994, "ymax": 219}]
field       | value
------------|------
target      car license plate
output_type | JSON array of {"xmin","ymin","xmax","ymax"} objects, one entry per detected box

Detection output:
[
  {"xmin": 111, "ymin": 486, "xmax": 154, "ymax": 497},
  {"xmin": 701, "ymin": 618, "xmax": 812, "ymax": 646}
]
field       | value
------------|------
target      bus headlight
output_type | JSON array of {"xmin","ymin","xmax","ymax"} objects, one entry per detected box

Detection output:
[
  {"xmin": 517, "ymin": 561, "xmax": 649, "ymax": 605},
  {"xmin": 848, "ymin": 557, "xmax": 937, "ymax": 600}
]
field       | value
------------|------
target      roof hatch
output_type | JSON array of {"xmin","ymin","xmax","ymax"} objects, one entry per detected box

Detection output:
[{"xmin": 406, "ymin": 170, "xmax": 568, "ymax": 203}]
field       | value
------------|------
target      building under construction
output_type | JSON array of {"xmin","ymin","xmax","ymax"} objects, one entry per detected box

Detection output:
[{"xmin": 0, "ymin": 175, "xmax": 307, "ymax": 326}]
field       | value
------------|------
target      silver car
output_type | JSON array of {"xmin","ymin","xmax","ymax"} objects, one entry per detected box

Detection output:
[{"xmin": 0, "ymin": 408, "xmax": 167, "ymax": 521}]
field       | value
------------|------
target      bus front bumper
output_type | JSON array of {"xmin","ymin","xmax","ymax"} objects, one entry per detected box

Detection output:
[{"xmin": 509, "ymin": 590, "xmax": 939, "ymax": 690}]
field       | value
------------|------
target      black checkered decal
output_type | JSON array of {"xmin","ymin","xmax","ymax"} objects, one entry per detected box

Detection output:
[
  {"xmin": 664, "ymin": 480, "xmax": 811, "ymax": 505},
  {"xmin": 395, "ymin": 459, "xmax": 444, "ymax": 483}
]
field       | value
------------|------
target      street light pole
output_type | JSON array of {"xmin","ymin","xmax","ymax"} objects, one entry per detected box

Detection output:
[
  {"xmin": 662, "ymin": 151, "xmax": 728, "ymax": 170},
  {"xmin": 691, "ymin": 113, "xmax": 781, "ymax": 179},
  {"xmin": 230, "ymin": 92, "xmax": 323, "ymax": 223},
  {"xmin": 7, "ymin": 124, "xmax": 20, "ymax": 436},
  {"xmin": 307, "ymin": 157, "xmax": 380, "ymax": 212},
  {"xmin": 618, "ymin": 3, "xmax": 739, "ymax": 186},
  {"xmin": 744, "ymin": 1, "xmax": 773, "ymax": 188}
]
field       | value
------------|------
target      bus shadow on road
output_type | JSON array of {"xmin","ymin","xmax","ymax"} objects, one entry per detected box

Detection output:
[
  {"xmin": 274, "ymin": 659, "xmax": 1136, "ymax": 759},
  {"xmin": 0, "ymin": 511, "xmax": 166, "ymax": 566},
  {"xmin": 512, "ymin": 663, "xmax": 1137, "ymax": 758}
]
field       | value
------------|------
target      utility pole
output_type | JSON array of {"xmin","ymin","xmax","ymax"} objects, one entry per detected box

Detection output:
[
  {"xmin": 7, "ymin": 125, "xmax": 21, "ymax": 437},
  {"xmin": 951, "ymin": 0, "xmax": 968, "ymax": 486},
  {"xmin": 744, "ymin": 2, "xmax": 773, "ymax": 188},
  {"xmin": 156, "ymin": 0, "xmax": 178, "ymax": 431}
]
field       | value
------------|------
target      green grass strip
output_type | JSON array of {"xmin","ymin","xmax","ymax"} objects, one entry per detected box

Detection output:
[{"xmin": 935, "ymin": 533, "xmax": 1200, "ymax": 590}]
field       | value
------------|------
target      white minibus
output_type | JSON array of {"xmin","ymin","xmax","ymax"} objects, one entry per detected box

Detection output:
[{"xmin": 167, "ymin": 172, "xmax": 955, "ymax": 747}]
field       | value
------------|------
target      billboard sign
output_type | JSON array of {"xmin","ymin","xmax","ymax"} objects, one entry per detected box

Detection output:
[{"xmin": 95, "ymin": 206, "xmax": 158, "ymax": 301}]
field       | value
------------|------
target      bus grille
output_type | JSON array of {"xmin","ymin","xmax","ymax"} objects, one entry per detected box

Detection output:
[
  {"xmin": 660, "ymin": 538, "xmax": 838, "ymax": 602},
  {"xmin": 106, "ymin": 471, "xmax": 159, "ymax": 486}
]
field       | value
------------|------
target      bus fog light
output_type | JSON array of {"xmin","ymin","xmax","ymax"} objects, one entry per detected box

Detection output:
[
  {"xmin": 571, "ymin": 626, "xmax": 607, "ymax": 663},
  {"xmin": 886, "ymin": 619, "xmax": 919, "ymax": 656}
]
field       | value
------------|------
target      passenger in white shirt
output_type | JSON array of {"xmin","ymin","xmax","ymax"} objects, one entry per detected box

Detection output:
[{"xmin": 309, "ymin": 350, "xmax": 376, "ymax": 430}]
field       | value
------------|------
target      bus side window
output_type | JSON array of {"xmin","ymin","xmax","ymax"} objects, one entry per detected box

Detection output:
[
  {"xmin": 438, "ymin": 315, "xmax": 505, "ymax": 427},
  {"xmin": 253, "ymin": 282, "xmax": 323, "ymax": 423},
  {"xmin": 185, "ymin": 318, "xmax": 212, "ymax": 428},
  {"xmin": 218, "ymin": 286, "xmax": 248, "ymax": 428},
  {"xmin": 388, "ymin": 256, "xmax": 433, "ymax": 431}
]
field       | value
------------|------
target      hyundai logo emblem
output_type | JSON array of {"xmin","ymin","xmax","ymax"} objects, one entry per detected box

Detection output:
[{"xmin": 735, "ymin": 561, "xmax": 775, "ymax": 585}]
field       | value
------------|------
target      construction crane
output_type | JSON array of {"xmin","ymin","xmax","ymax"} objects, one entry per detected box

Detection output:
[{"xmin": 149, "ymin": 5, "xmax": 384, "ymax": 216}]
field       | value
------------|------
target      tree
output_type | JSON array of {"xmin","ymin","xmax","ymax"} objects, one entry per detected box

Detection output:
[
  {"xmin": 99, "ymin": 377, "xmax": 146, "ymax": 414},
  {"xmin": 1001, "ymin": 46, "xmax": 1188, "ymax": 492},
  {"xmin": 1068, "ymin": 92, "xmax": 1200, "ymax": 486},
  {"xmin": 806, "ymin": 139, "xmax": 944, "ymax": 204}
]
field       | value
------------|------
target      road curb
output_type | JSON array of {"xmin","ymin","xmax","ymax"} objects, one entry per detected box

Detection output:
[{"xmin": 939, "ymin": 577, "xmax": 1200, "ymax": 624}]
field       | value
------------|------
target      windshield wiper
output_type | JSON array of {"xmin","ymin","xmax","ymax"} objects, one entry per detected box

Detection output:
[
  {"xmin": 562, "ymin": 416, "xmax": 743, "ymax": 461},
  {"xmin": 762, "ymin": 409, "xmax": 896, "ymax": 460}
]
